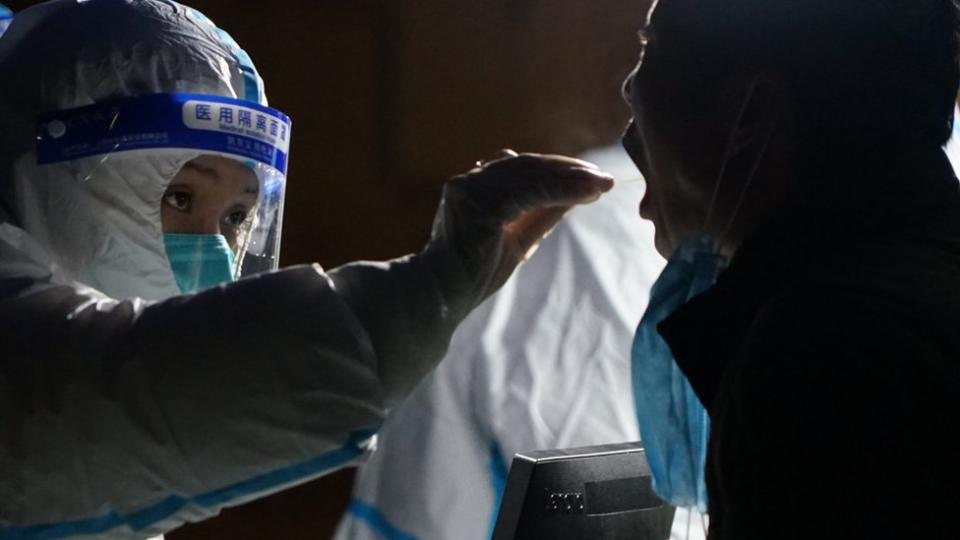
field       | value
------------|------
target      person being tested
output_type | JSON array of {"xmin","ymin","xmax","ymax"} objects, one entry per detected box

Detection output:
[
  {"xmin": 0, "ymin": 1, "xmax": 614, "ymax": 538},
  {"xmin": 623, "ymin": 0, "xmax": 960, "ymax": 537}
]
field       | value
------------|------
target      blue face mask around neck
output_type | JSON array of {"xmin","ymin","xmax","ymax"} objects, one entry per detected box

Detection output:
[
  {"xmin": 630, "ymin": 78, "xmax": 776, "ymax": 511},
  {"xmin": 631, "ymin": 232, "xmax": 725, "ymax": 511},
  {"xmin": 164, "ymin": 233, "xmax": 237, "ymax": 293}
]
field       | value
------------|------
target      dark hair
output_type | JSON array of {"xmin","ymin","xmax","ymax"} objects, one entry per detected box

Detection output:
[{"xmin": 654, "ymin": 0, "xmax": 960, "ymax": 152}]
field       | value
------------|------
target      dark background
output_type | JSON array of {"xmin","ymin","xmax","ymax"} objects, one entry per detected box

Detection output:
[{"xmin": 3, "ymin": 0, "xmax": 649, "ymax": 537}]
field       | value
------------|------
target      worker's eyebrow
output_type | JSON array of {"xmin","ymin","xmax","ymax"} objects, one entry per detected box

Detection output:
[
  {"xmin": 182, "ymin": 159, "xmax": 260, "ymax": 196},
  {"xmin": 182, "ymin": 160, "xmax": 221, "ymax": 180}
]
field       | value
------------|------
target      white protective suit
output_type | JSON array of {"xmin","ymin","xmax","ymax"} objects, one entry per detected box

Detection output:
[
  {"xmin": 0, "ymin": 2, "xmax": 611, "ymax": 538},
  {"xmin": 334, "ymin": 146, "xmax": 709, "ymax": 540}
]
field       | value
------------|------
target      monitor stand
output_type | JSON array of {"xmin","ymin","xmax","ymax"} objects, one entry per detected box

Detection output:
[{"xmin": 492, "ymin": 442, "xmax": 676, "ymax": 540}]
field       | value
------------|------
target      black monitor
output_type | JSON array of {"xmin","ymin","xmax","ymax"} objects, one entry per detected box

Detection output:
[{"xmin": 491, "ymin": 442, "xmax": 675, "ymax": 540}]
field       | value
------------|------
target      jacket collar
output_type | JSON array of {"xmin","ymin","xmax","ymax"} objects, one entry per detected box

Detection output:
[{"xmin": 657, "ymin": 147, "xmax": 960, "ymax": 410}]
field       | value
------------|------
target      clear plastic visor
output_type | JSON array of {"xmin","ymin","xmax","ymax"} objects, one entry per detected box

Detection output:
[{"xmin": 36, "ymin": 93, "xmax": 292, "ymax": 279}]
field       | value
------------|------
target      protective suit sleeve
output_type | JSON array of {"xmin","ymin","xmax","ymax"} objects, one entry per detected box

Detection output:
[
  {"xmin": 1, "ymin": 234, "xmax": 384, "ymax": 538},
  {"xmin": 328, "ymin": 255, "xmax": 457, "ymax": 409}
]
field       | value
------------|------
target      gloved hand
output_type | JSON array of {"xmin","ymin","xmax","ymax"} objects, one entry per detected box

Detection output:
[
  {"xmin": 329, "ymin": 150, "xmax": 613, "ymax": 406},
  {"xmin": 423, "ymin": 149, "xmax": 615, "ymax": 318}
]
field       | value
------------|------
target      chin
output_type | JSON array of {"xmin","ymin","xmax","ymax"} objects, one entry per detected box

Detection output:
[{"xmin": 653, "ymin": 231, "xmax": 672, "ymax": 259}]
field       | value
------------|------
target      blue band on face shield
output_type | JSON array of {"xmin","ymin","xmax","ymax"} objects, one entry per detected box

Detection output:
[
  {"xmin": 35, "ymin": 93, "xmax": 291, "ymax": 173},
  {"xmin": 0, "ymin": 4, "xmax": 13, "ymax": 38},
  {"xmin": 164, "ymin": 234, "xmax": 237, "ymax": 293}
]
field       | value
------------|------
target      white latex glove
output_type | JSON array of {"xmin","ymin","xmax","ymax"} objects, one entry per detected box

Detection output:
[
  {"xmin": 424, "ymin": 149, "xmax": 616, "ymax": 315},
  {"xmin": 330, "ymin": 151, "xmax": 614, "ymax": 406}
]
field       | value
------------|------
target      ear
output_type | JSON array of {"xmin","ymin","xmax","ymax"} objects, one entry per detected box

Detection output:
[{"xmin": 724, "ymin": 75, "xmax": 788, "ymax": 156}]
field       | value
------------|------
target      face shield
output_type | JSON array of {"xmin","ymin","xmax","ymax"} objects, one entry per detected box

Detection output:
[{"xmin": 35, "ymin": 93, "xmax": 292, "ymax": 284}]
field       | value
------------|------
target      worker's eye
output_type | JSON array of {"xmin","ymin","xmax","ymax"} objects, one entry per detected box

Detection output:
[
  {"xmin": 163, "ymin": 190, "xmax": 192, "ymax": 212},
  {"xmin": 225, "ymin": 208, "xmax": 251, "ymax": 229}
]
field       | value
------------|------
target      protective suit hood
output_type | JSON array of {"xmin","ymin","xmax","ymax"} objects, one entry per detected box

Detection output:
[{"xmin": 0, "ymin": 0, "xmax": 269, "ymax": 300}]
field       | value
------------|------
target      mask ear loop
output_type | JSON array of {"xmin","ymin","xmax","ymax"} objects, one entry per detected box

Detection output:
[
  {"xmin": 234, "ymin": 223, "xmax": 252, "ymax": 277},
  {"xmin": 716, "ymin": 111, "xmax": 778, "ymax": 248},
  {"xmin": 232, "ymin": 166, "xmax": 264, "ymax": 278},
  {"xmin": 700, "ymin": 78, "xmax": 778, "ymax": 251},
  {"xmin": 701, "ymin": 80, "xmax": 760, "ymax": 234}
]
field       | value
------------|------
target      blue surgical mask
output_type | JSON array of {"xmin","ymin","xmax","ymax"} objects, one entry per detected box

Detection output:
[
  {"xmin": 164, "ymin": 233, "xmax": 237, "ymax": 293},
  {"xmin": 631, "ymin": 233, "xmax": 722, "ymax": 511},
  {"xmin": 631, "ymin": 78, "xmax": 775, "ymax": 511}
]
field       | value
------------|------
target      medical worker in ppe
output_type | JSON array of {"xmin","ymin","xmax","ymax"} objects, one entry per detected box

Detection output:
[
  {"xmin": 623, "ymin": 0, "xmax": 960, "ymax": 538},
  {"xmin": 0, "ymin": 1, "xmax": 614, "ymax": 539},
  {"xmin": 335, "ymin": 146, "xmax": 707, "ymax": 540}
]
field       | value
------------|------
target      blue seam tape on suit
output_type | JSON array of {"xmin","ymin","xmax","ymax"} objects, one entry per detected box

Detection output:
[
  {"xmin": 0, "ymin": 429, "xmax": 377, "ymax": 540},
  {"xmin": 485, "ymin": 441, "xmax": 509, "ymax": 540}
]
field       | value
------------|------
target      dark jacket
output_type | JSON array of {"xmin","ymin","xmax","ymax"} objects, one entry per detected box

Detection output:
[{"xmin": 660, "ymin": 151, "xmax": 960, "ymax": 539}]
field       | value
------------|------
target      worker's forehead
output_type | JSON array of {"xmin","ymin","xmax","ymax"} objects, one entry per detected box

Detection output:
[{"xmin": 181, "ymin": 155, "xmax": 260, "ymax": 194}]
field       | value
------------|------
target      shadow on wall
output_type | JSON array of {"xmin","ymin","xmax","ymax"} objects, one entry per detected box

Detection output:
[{"xmin": 2, "ymin": 0, "xmax": 652, "ymax": 538}]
